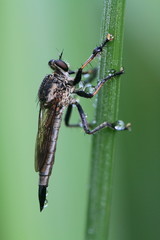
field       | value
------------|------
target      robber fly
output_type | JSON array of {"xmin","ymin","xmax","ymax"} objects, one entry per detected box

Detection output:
[{"xmin": 35, "ymin": 34, "xmax": 131, "ymax": 211}]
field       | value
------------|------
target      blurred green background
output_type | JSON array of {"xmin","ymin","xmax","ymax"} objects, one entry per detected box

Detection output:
[{"xmin": 0, "ymin": 0, "xmax": 160, "ymax": 240}]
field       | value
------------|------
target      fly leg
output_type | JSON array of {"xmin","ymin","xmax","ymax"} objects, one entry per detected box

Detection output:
[
  {"xmin": 74, "ymin": 68, "xmax": 124, "ymax": 98},
  {"xmin": 65, "ymin": 103, "xmax": 130, "ymax": 132},
  {"xmin": 65, "ymin": 105, "xmax": 81, "ymax": 127},
  {"xmin": 73, "ymin": 69, "xmax": 130, "ymax": 131},
  {"xmin": 69, "ymin": 68, "xmax": 97, "ymax": 85},
  {"xmin": 73, "ymin": 34, "xmax": 114, "ymax": 85},
  {"xmin": 74, "ymin": 102, "xmax": 130, "ymax": 133},
  {"xmin": 65, "ymin": 104, "xmax": 94, "ymax": 128}
]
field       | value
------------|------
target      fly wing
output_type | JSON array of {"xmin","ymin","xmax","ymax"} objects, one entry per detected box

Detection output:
[{"xmin": 35, "ymin": 104, "xmax": 58, "ymax": 172}]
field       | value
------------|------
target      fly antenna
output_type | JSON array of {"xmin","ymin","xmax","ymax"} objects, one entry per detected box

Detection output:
[{"xmin": 59, "ymin": 50, "xmax": 64, "ymax": 60}]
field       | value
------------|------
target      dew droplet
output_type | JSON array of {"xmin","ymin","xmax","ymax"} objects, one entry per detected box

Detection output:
[
  {"xmin": 85, "ymin": 83, "xmax": 92, "ymax": 88},
  {"xmin": 79, "ymin": 82, "xmax": 84, "ymax": 89},
  {"xmin": 84, "ymin": 84, "xmax": 95, "ymax": 93},
  {"xmin": 114, "ymin": 120, "xmax": 125, "ymax": 130},
  {"xmin": 107, "ymin": 69, "xmax": 116, "ymax": 75},
  {"xmin": 46, "ymin": 189, "xmax": 48, "ymax": 197},
  {"xmin": 84, "ymin": 73, "xmax": 89, "ymax": 78},
  {"xmin": 44, "ymin": 199, "xmax": 48, "ymax": 208},
  {"xmin": 79, "ymin": 122, "xmax": 83, "ymax": 128}
]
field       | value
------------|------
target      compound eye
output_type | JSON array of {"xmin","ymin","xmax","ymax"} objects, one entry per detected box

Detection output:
[
  {"xmin": 48, "ymin": 59, "xmax": 54, "ymax": 68},
  {"xmin": 55, "ymin": 60, "xmax": 68, "ymax": 72}
]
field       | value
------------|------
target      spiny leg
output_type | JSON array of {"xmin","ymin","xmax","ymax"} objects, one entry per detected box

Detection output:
[
  {"xmin": 65, "ymin": 104, "xmax": 93, "ymax": 128},
  {"xmin": 65, "ymin": 101, "xmax": 130, "ymax": 132},
  {"xmin": 74, "ymin": 68, "xmax": 124, "ymax": 98},
  {"xmin": 73, "ymin": 34, "xmax": 114, "ymax": 85},
  {"xmin": 73, "ymin": 102, "xmax": 130, "ymax": 134},
  {"xmin": 69, "ymin": 68, "xmax": 97, "ymax": 85},
  {"xmin": 65, "ymin": 105, "xmax": 80, "ymax": 127}
]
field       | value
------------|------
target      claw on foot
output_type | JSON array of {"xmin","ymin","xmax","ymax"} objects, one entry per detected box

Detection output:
[{"xmin": 107, "ymin": 33, "xmax": 114, "ymax": 41}]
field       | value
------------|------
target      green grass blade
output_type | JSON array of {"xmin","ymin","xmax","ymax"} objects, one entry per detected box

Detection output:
[{"xmin": 85, "ymin": 0, "xmax": 126, "ymax": 239}]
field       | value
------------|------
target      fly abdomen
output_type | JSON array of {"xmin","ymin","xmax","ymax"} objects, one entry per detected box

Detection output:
[{"xmin": 38, "ymin": 112, "xmax": 63, "ymax": 211}]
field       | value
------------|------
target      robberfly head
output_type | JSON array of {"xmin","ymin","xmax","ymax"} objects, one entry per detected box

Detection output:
[{"xmin": 48, "ymin": 59, "xmax": 69, "ymax": 72}]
